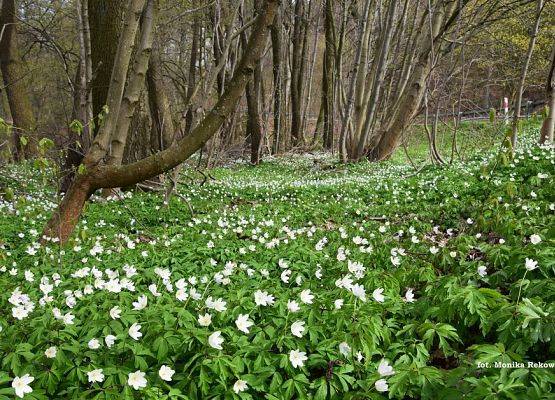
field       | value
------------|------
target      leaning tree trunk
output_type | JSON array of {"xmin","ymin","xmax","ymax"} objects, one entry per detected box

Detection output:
[
  {"xmin": 43, "ymin": 0, "xmax": 279, "ymax": 244},
  {"xmin": 0, "ymin": 0, "xmax": 38, "ymax": 160}
]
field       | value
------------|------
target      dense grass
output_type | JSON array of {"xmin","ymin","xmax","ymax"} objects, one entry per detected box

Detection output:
[
  {"xmin": 0, "ymin": 123, "xmax": 553, "ymax": 399},
  {"xmin": 392, "ymin": 118, "xmax": 543, "ymax": 164}
]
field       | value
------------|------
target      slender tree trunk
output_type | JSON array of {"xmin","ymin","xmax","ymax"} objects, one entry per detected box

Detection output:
[
  {"xmin": 510, "ymin": 0, "xmax": 543, "ymax": 151},
  {"xmin": 61, "ymin": 65, "xmax": 86, "ymax": 193},
  {"xmin": 105, "ymin": 0, "xmax": 157, "ymax": 167},
  {"xmin": 290, "ymin": 0, "xmax": 306, "ymax": 146},
  {"xmin": 271, "ymin": 8, "xmax": 283, "ymax": 154},
  {"xmin": 184, "ymin": 14, "xmax": 200, "ymax": 136},
  {"xmin": 540, "ymin": 42, "xmax": 555, "ymax": 144},
  {"xmin": 61, "ymin": 0, "xmax": 94, "ymax": 192},
  {"xmin": 147, "ymin": 45, "xmax": 175, "ymax": 151},
  {"xmin": 77, "ymin": 0, "xmax": 93, "ymax": 150},
  {"xmin": 0, "ymin": 0, "xmax": 38, "ymax": 159},
  {"xmin": 354, "ymin": 0, "xmax": 397, "ymax": 160},
  {"xmin": 301, "ymin": 4, "xmax": 320, "ymax": 140},
  {"xmin": 0, "ymin": 70, "xmax": 13, "ymax": 163},
  {"xmin": 242, "ymin": 1, "xmax": 263, "ymax": 165},
  {"xmin": 246, "ymin": 63, "xmax": 263, "ymax": 164},
  {"xmin": 322, "ymin": 0, "xmax": 335, "ymax": 150},
  {"xmin": 0, "ymin": 72, "xmax": 11, "ymax": 126}
]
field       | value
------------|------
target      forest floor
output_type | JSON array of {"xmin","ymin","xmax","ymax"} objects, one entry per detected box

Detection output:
[{"xmin": 0, "ymin": 121, "xmax": 553, "ymax": 399}]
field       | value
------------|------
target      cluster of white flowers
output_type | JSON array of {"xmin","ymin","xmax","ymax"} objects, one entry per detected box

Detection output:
[{"xmin": 1, "ymin": 143, "xmax": 551, "ymax": 398}]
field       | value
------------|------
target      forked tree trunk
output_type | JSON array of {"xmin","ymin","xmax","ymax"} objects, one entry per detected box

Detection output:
[
  {"xmin": 367, "ymin": 0, "xmax": 459, "ymax": 161},
  {"xmin": 339, "ymin": 0, "xmax": 371, "ymax": 162},
  {"xmin": 83, "ymin": 0, "xmax": 147, "ymax": 167},
  {"xmin": 43, "ymin": 0, "xmax": 279, "ymax": 244},
  {"xmin": 352, "ymin": 0, "xmax": 397, "ymax": 161}
]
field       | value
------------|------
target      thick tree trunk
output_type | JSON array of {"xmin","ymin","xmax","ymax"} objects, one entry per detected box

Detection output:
[
  {"xmin": 44, "ymin": 0, "xmax": 279, "ymax": 244},
  {"xmin": 89, "ymin": 0, "xmax": 124, "ymax": 129},
  {"xmin": 0, "ymin": 0, "xmax": 38, "ymax": 159},
  {"xmin": 43, "ymin": 176, "xmax": 93, "ymax": 240}
]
